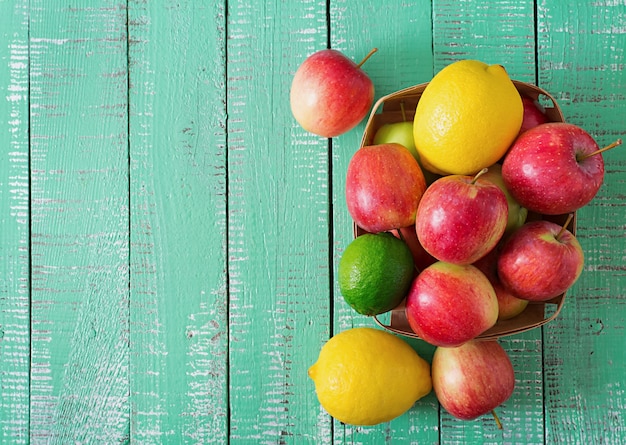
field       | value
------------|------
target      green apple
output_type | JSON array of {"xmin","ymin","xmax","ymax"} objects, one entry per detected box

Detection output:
[
  {"xmin": 373, "ymin": 120, "xmax": 440, "ymax": 185},
  {"xmin": 481, "ymin": 163, "xmax": 528, "ymax": 233},
  {"xmin": 373, "ymin": 121, "xmax": 420, "ymax": 161}
]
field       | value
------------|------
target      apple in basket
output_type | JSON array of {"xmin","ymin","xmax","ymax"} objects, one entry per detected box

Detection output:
[
  {"xmin": 502, "ymin": 122, "xmax": 621, "ymax": 215},
  {"xmin": 405, "ymin": 262, "xmax": 498, "ymax": 347},
  {"xmin": 473, "ymin": 241, "xmax": 529, "ymax": 320},
  {"xmin": 497, "ymin": 214, "xmax": 584, "ymax": 302},
  {"xmin": 519, "ymin": 95, "xmax": 548, "ymax": 134},
  {"xmin": 346, "ymin": 143, "xmax": 427, "ymax": 234},
  {"xmin": 415, "ymin": 169, "xmax": 508, "ymax": 265}
]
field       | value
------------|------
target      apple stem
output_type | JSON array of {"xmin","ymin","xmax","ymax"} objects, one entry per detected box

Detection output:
[
  {"xmin": 577, "ymin": 138, "xmax": 622, "ymax": 162},
  {"xmin": 491, "ymin": 410, "xmax": 503, "ymax": 430},
  {"xmin": 400, "ymin": 101, "xmax": 407, "ymax": 122},
  {"xmin": 356, "ymin": 48, "xmax": 378, "ymax": 69},
  {"xmin": 471, "ymin": 167, "xmax": 489, "ymax": 185},
  {"xmin": 556, "ymin": 213, "xmax": 575, "ymax": 241}
]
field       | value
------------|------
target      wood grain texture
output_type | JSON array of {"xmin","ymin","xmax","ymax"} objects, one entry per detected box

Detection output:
[
  {"xmin": 0, "ymin": 1, "xmax": 624, "ymax": 443},
  {"xmin": 28, "ymin": 1, "xmax": 130, "ymax": 443},
  {"xmin": 433, "ymin": 0, "xmax": 537, "ymax": 82},
  {"xmin": 537, "ymin": 1, "xmax": 626, "ymax": 443},
  {"xmin": 128, "ymin": 1, "xmax": 228, "ymax": 443},
  {"xmin": 0, "ymin": 1, "xmax": 30, "ymax": 443},
  {"xmin": 226, "ymin": 1, "xmax": 332, "ymax": 443},
  {"xmin": 329, "ymin": 1, "xmax": 438, "ymax": 443}
]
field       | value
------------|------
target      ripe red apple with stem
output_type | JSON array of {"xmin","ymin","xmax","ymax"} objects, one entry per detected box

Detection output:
[
  {"xmin": 432, "ymin": 340, "xmax": 515, "ymax": 427},
  {"xmin": 502, "ymin": 122, "xmax": 622, "ymax": 215},
  {"xmin": 346, "ymin": 143, "xmax": 427, "ymax": 233},
  {"xmin": 405, "ymin": 262, "xmax": 498, "ymax": 347},
  {"xmin": 497, "ymin": 214, "xmax": 584, "ymax": 301},
  {"xmin": 416, "ymin": 168, "xmax": 508, "ymax": 265},
  {"xmin": 290, "ymin": 48, "xmax": 377, "ymax": 138}
]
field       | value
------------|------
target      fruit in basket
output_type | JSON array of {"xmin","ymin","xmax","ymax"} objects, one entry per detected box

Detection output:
[
  {"xmin": 373, "ymin": 103, "xmax": 419, "ymax": 163},
  {"xmin": 308, "ymin": 327, "xmax": 432, "ymax": 426},
  {"xmin": 519, "ymin": 95, "xmax": 548, "ymax": 134},
  {"xmin": 338, "ymin": 233, "xmax": 414, "ymax": 316},
  {"xmin": 497, "ymin": 215, "xmax": 584, "ymax": 302},
  {"xmin": 479, "ymin": 163, "xmax": 528, "ymax": 234},
  {"xmin": 374, "ymin": 121, "xmax": 440, "ymax": 186},
  {"xmin": 432, "ymin": 340, "xmax": 515, "ymax": 422},
  {"xmin": 374, "ymin": 121, "xmax": 417, "ymax": 157},
  {"xmin": 473, "ymin": 243, "xmax": 529, "ymax": 320},
  {"xmin": 290, "ymin": 48, "xmax": 377, "ymax": 138},
  {"xmin": 412, "ymin": 59, "xmax": 523, "ymax": 175},
  {"xmin": 404, "ymin": 262, "xmax": 498, "ymax": 347},
  {"xmin": 415, "ymin": 169, "xmax": 508, "ymax": 265},
  {"xmin": 502, "ymin": 122, "xmax": 605, "ymax": 215},
  {"xmin": 346, "ymin": 143, "xmax": 427, "ymax": 233},
  {"xmin": 390, "ymin": 226, "xmax": 437, "ymax": 272}
]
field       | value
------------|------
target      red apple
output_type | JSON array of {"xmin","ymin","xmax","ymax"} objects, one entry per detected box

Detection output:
[
  {"xmin": 290, "ymin": 48, "xmax": 376, "ymax": 137},
  {"xmin": 405, "ymin": 262, "xmax": 498, "ymax": 347},
  {"xmin": 390, "ymin": 226, "xmax": 437, "ymax": 272},
  {"xmin": 432, "ymin": 340, "xmax": 515, "ymax": 421},
  {"xmin": 473, "ymin": 242, "xmax": 529, "ymax": 320},
  {"xmin": 346, "ymin": 144, "xmax": 427, "ymax": 233},
  {"xmin": 502, "ymin": 122, "xmax": 604, "ymax": 215},
  {"xmin": 519, "ymin": 95, "xmax": 548, "ymax": 134},
  {"xmin": 497, "ymin": 216, "xmax": 584, "ymax": 301},
  {"xmin": 415, "ymin": 170, "xmax": 508, "ymax": 265}
]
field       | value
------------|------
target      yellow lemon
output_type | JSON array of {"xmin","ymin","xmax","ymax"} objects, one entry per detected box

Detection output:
[
  {"xmin": 308, "ymin": 327, "xmax": 432, "ymax": 426},
  {"xmin": 413, "ymin": 60, "xmax": 523, "ymax": 175}
]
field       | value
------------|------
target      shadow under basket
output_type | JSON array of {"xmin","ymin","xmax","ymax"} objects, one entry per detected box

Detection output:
[{"xmin": 354, "ymin": 80, "xmax": 573, "ymax": 341}]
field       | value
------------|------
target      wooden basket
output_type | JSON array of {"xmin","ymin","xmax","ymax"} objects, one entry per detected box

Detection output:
[{"xmin": 354, "ymin": 80, "xmax": 572, "ymax": 340}]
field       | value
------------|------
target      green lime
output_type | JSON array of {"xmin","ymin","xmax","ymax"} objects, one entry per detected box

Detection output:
[{"xmin": 338, "ymin": 232, "xmax": 415, "ymax": 316}]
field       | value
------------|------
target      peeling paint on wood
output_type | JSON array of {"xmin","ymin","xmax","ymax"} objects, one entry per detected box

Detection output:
[
  {"xmin": 128, "ymin": 1, "xmax": 228, "ymax": 443},
  {"xmin": 0, "ymin": 0, "xmax": 625, "ymax": 443},
  {"xmin": 539, "ymin": 1, "xmax": 626, "ymax": 444},
  {"xmin": 0, "ymin": 1, "xmax": 30, "ymax": 443},
  {"xmin": 26, "ymin": 1, "xmax": 130, "ymax": 444},
  {"xmin": 226, "ymin": 1, "xmax": 332, "ymax": 443}
]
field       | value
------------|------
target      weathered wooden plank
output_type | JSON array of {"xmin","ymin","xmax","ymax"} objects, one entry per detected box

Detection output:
[
  {"xmin": 0, "ymin": 1, "xmax": 30, "ymax": 443},
  {"xmin": 127, "ymin": 1, "xmax": 228, "ymax": 443},
  {"xmin": 28, "ymin": 2, "xmax": 130, "ymax": 443},
  {"xmin": 226, "ymin": 1, "xmax": 332, "ymax": 443},
  {"xmin": 329, "ymin": 1, "xmax": 439, "ymax": 443},
  {"xmin": 431, "ymin": 1, "xmax": 547, "ymax": 443},
  {"xmin": 537, "ymin": 2, "xmax": 626, "ymax": 443},
  {"xmin": 433, "ymin": 0, "xmax": 536, "ymax": 82}
]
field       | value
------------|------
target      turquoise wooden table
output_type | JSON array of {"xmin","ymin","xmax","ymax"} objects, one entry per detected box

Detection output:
[{"xmin": 1, "ymin": 1, "xmax": 625, "ymax": 444}]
